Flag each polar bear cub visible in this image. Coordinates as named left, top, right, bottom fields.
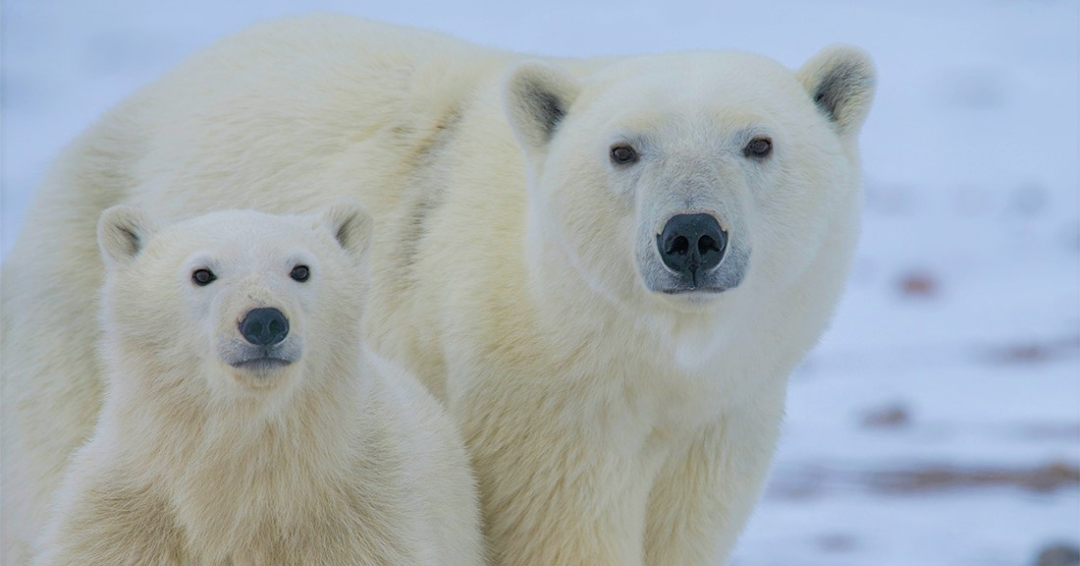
left=33, top=203, right=484, bottom=566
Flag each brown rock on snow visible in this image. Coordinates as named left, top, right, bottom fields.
left=897, top=270, right=939, bottom=298
left=1035, top=543, right=1080, bottom=566
left=861, top=403, right=911, bottom=429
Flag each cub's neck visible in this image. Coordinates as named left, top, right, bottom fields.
left=102, top=348, right=372, bottom=491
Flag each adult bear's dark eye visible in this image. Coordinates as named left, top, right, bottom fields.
left=192, top=269, right=216, bottom=286
left=610, top=144, right=639, bottom=165
left=744, top=137, right=772, bottom=158
left=290, top=265, right=310, bottom=282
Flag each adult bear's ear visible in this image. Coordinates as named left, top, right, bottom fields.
left=319, top=199, right=373, bottom=260
left=503, top=60, right=582, bottom=156
left=98, top=205, right=160, bottom=268
left=796, top=45, right=876, bottom=138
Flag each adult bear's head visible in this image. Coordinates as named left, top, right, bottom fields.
left=504, top=47, right=875, bottom=322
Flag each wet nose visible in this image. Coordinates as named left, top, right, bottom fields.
left=239, top=308, right=289, bottom=346
left=657, top=213, right=727, bottom=277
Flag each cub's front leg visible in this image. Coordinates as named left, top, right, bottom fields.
left=34, top=471, right=183, bottom=566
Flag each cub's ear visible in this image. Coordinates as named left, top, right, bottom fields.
left=796, top=44, right=876, bottom=137
left=98, top=205, right=160, bottom=268
left=503, top=60, right=582, bottom=155
left=318, top=199, right=373, bottom=260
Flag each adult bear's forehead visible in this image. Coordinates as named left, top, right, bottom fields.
left=580, top=55, right=806, bottom=126
left=589, top=51, right=796, bottom=94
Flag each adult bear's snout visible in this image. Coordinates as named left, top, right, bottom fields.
left=657, top=213, right=727, bottom=281
left=240, top=308, right=290, bottom=346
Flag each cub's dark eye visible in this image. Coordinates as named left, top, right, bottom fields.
left=290, top=265, right=310, bottom=282
left=192, top=269, right=216, bottom=286
left=745, top=137, right=773, bottom=158
left=610, top=144, right=639, bottom=165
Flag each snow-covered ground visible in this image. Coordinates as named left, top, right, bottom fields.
left=3, top=0, right=1078, bottom=564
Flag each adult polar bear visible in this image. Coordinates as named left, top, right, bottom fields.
left=1, top=15, right=874, bottom=566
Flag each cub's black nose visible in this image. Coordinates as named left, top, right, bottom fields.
left=657, top=213, right=727, bottom=278
left=240, top=308, right=289, bottom=346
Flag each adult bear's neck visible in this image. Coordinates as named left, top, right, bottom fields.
left=523, top=214, right=678, bottom=357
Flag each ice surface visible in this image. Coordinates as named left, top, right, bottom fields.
left=2, top=0, right=1077, bottom=563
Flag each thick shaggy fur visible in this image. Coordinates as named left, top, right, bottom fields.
left=30, top=207, right=483, bottom=566
left=1, top=15, right=874, bottom=566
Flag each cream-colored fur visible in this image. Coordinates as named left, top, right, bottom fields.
left=1, top=15, right=874, bottom=566
left=30, top=205, right=483, bottom=566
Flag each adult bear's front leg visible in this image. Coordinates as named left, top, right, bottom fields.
left=459, top=387, right=664, bottom=566
left=643, top=396, right=785, bottom=566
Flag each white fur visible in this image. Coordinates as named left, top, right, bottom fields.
left=1, top=15, right=874, bottom=565
left=29, top=206, right=483, bottom=566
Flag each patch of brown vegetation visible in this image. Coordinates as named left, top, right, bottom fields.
left=816, top=533, right=858, bottom=553
left=983, top=335, right=1080, bottom=365
left=860, top=403, right=911, bottom=429
left=897, top=270, right=939, bottom=299
left=1034, top=543, right=1080, bottom=566
left=767, top=461, right=1080, bottom=500
left=868, top=461, right=1080, bottom=494
left=1016, top=424, right=1080, bottom=441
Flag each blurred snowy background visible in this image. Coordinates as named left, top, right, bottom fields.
left=2, top=0, right=1078, bottom=564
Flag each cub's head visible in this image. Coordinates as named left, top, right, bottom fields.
left=505, top=46, right=875, bottom=320
left=97, top=201, right=372, bottom=397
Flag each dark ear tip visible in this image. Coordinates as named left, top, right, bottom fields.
left=503, top=60, right=581, bottom=152
left=504, top=60, right=570, bottom=93
left=799, top=44, right=877, bottom=134
left=98, top=204, right=143, bottom=229
left=814, top=44, right=876, bottom=87
left=98, top=205, right=158, bottom=265
left=821, top=43, right=874, bottom=63
left=319, top=199, right=372, bottom=257
left=323, top=199, right=368, bottom=223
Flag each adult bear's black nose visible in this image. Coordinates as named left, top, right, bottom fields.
left=240, top=308, right=289, bottom=346
left=657, top=213, right=727, bottom=278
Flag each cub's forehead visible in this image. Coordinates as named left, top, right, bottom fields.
left=151, top=210, right=319, bottom=259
